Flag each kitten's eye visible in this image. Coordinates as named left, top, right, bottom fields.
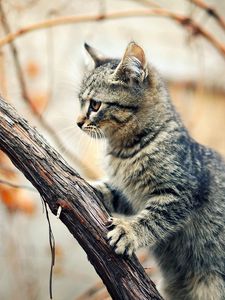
left=90, top=99, right=101, bottom=112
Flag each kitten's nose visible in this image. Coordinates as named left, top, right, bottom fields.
left=77, top=121, right=84, bottom=129
left=77, top=115, right=86, bottom=129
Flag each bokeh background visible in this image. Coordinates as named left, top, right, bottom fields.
left=0, top=0, right=225, bottom=299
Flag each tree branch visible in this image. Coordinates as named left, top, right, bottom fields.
left=0, top=95, right=163, bottom=300
left=190, top=0, right=225, bottom=31
left=0, top=9, right=224, bottom=57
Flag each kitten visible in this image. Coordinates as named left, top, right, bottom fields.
left=77, top=42, right=225, bottom=300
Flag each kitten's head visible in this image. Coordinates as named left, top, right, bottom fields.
left=77, top=42, right=153, bottom=144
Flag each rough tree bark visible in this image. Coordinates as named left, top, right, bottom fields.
left=0, top=95, right=163, bottom=300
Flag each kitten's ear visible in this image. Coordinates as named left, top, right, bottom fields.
left=84, top=43, right=109, bottom=68
left=112, top=42, right=148, bottom=85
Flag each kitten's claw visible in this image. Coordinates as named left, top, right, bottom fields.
left=105, top=217, right=114, bottom=228
left=107, top=218, right=138, bottom=256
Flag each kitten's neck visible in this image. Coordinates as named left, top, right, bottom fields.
left=107, top=116, right=170, bottom=159
left=106, top=99, right=186, bottom=159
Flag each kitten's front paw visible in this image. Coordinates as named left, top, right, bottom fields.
left=107, top=218, right=138, bottom=257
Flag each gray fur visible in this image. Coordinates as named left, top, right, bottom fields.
left=77, top=42, right=225, bottom=300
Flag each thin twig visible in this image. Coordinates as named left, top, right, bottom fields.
left=0, top=1, right=99, bottom=179
left=0, top=178, right=36, bottom=191
left=43, top=200, right=55, bottom=300
left=190, top=0, right=225, bottom=30
left=0, top=9, right=224, bottom=57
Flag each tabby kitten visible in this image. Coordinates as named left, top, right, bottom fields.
left=77, top=42, right=225, bottom=300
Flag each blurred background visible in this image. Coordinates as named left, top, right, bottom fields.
left=0, top=0, right=224, bottom=299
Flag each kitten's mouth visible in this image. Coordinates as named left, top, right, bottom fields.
left=83, top=125, right=105, bottom=139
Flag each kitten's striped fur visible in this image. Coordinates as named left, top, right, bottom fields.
left=77, top=42, right=225, bottom=300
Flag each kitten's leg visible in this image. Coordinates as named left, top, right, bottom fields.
left=189, top=272, right=225, bottom=300
left=164, top=272, right=225, bottom=300
left=107, top=194, right=191, bottom=256
left=90, top=181, right=133, bottom=215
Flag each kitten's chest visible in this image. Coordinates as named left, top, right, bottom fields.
left=107, top=154, right=154, bottom=205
